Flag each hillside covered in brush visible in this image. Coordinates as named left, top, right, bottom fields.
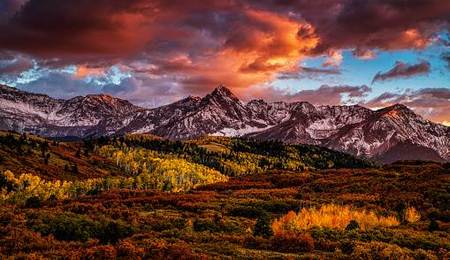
left=0, top=131, right=449, bottom=259
left=0, top=146, right=449, bottom=258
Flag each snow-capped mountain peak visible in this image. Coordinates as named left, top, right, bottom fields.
left=210, top=84, right=239, bottom=100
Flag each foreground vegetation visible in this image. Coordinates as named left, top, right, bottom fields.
left=0, top=131, right=449, bottom=258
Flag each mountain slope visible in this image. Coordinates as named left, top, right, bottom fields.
left=248, top=103, right=449, bottom=162
left=0, top=85, right=141, bottom=137
left=0, top=131, right=124, bottom=180
left=0, top=84, right=448, bottom=163
left=323, top=104, right=449, bottom=161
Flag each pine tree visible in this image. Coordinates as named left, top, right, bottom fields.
left=253, top=212, right=273, bottom=238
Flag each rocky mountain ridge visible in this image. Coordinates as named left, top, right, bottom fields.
left=0, top=84, right=448, bottom=163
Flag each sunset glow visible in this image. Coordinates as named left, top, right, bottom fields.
left=0, top=0, right=449, bottom=124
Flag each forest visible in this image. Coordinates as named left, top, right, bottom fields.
left=0, top=130, right=449, bottom=259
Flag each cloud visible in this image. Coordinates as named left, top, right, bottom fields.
left=0, top=0, right=28, bottom=22
left=0, top=55, right=34, bottom=75
left=74, top=65, right=107, bottom=79
left=322, top=49, right=343, bottom=67
left=251, top=0, right=450, bottom=53
left=372, top=60, right=431, bottom=83
left=0, top=0, right=449, bottom=123
left=0, top=0, right=150, bottom=59
left=13, top=68, right=200, bottom=107
left=278, top=66, right=341, bottom=80
left=442, top=52, right=450, bottom=69
left=288, top=85, right=371, bottom=105
left=4, top=0, right=450, bottom=60
left=366, top=88, right=450, bottom=124
left=16, top=72, right=102, bottom=98
left=352, top=48, right=376, bottom=60
left=0, top=0, right=448, bottom=95
left=245, top=84, right=371, bottom=106
left=0, top=0, right=321, bottom=94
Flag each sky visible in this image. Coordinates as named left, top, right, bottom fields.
left=0, top=0, right=449, bottom=125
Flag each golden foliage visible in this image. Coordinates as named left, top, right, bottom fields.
left=272, top=204, right=399, bottom=235
left=405, top=207, right=421, bottom=223
left=98, top=146, right=228, bottom=192
left=0, top=170, right=106, bottom=204
left=146, top=157, right=229, bottom=192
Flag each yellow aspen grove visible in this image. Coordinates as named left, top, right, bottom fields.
left=97, top=146, right=228, bottom=192
left=272, top=204, right=400, bottom=236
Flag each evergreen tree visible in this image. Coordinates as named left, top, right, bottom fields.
left=428, top=220, right=439, bottom=231
left=253, top=212, right=273, bottom=238
left=345, top=220, right=360, bottom=231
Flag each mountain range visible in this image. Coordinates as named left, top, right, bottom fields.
left=0, top=84, right=448, bottom=163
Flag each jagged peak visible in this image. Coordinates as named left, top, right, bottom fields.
left=375, top=103, right=421, bottom=122
left=213, top=84, right=231, bottom=92
left=210, top=84, right=238, bottom=99
left=388, top=103, right=410, bottom=110
left=202, top=84, right=242, bottom=105
left=378, top=103, right=414, bottom=114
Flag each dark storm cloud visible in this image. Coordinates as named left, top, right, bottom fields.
left=372, top=61, right=431, bottom=83
left=0, top=0, right=27, bottom=21
left=0, top=0, right=323, bottom=95
left=0, top=0, right=449, bottom=118
left=1, top=0, right=449, bottom=65
left=0, top=0, right=151, bottom=59
left=248, top=0, right=450, bottom=62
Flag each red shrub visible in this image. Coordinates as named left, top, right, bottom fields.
left=116, top=240, right=145, bottom=258
left=271, top=233, right=315, bottom=253
left=86, top=245, right=117, bottom=259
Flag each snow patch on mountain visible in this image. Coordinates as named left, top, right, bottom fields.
left=212, top=124, right=274, bottom=137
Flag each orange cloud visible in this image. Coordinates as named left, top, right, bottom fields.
left=177, top=10, right=319, bottom=92
left=137, top=9, right=320, bottom=95
left=2, top=0, right=450, bottom=122
left=74, top=65, right=106, bottom=78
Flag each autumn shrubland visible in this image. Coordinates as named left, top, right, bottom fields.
left=0, top=131, right=449, bottom=258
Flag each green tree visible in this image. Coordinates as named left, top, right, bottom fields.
left=253, top=212, right=273, bottom=238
